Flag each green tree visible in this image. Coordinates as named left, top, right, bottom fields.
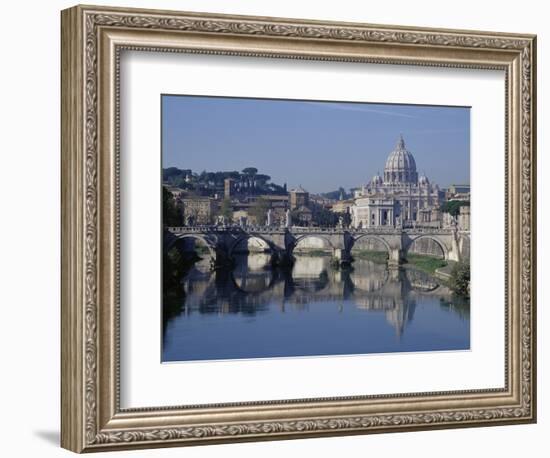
left=311, top=203, right=338, bottom=226
left=449, top=261, right=470, bottom=297
left=255, top=173, right=271, bottom=185
left=441, top=200, right=469, bottom=217
left=204, top=172, right=216, bottom=184
left=162, top=187, right=182, bottom=227
left=249, top=197, right=270, bottom=225
left=163, top=167, right=192, bottom=181
left=321, top=187, right=350, bottom=200
left=242, top=167, right=258, bottom=177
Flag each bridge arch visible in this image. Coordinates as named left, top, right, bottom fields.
left=168, top=234, right=217, bottom=258
left=405, top=235, right=448, bottom=260
left=292, top=234, right=335, bottom=254
left=351, top=234, right=392, bottom=253
left=229, top=234, right=273, bottom=256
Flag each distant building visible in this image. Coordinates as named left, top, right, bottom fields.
left=448, top=184, right=470, bottom=195
left=224, top=178, right=235, bottom=199
left=450, top=193, right=470, bottom=202
left=351, top=135, right=443, bottom=228
left=446, top=184, right=470, bottom=203
left=230, top=195, right=290, bottom=226
left=290, top=186, right=309, bottom=210
left=293, top=205, right=313, bottom=225
left=331, top=199, right=355, bottom=214
left=181, top=196, right=216, bottom=225
left=164, top=185, right=185, bottom=200
left=309, top=194, right=334, bottom=207
left=254, top=194, right=289, bottom=208
left=353, top=197, right=399, bottom=227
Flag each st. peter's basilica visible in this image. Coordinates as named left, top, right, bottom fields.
left=351, top=135, right=444, bottom=228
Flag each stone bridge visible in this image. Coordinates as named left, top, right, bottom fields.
left=165, top=225, right=469, bottom=269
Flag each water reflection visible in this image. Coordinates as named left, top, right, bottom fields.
left=232, top=253, right=274, bottom=293
left=163, top=253, right=470, bottom=361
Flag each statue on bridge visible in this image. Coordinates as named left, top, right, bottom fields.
left=266, top=208, right=273, bottom=227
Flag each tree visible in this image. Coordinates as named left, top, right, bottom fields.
left=268, top=183, right=286, bottom=195
left=162, top=167, right=193, bottom=187
left=203, top=172, right=216, bottom=186
left=248, top=197, right=270, bottom=225
left=162, top=167, right=182, bottom=181
left=311, top=202, right=338, bottom=227
left=441, top=200, right=469, bottom=217
left=321, top=187, right=351, bottom=201
left=162, top=187, right=182, bottom=227
left=255, top=173, right=271, bottom=183
left=449, top=262, right=470, bottom=297
left=242, top=167, right=258, bottom=177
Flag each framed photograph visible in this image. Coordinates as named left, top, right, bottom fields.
left=61, top=4, right=537, bottom=453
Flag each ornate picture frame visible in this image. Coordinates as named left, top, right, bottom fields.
left=61, top=4, right=536, bottom=453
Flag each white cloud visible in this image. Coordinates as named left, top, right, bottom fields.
left=301, top=101, right=418, bottom=119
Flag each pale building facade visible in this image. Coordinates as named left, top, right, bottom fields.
left=351, top=136, right=443, bottom=228
left=352, top=197, right=399, bottom=228
left=331, top=199, right=355, bottom=214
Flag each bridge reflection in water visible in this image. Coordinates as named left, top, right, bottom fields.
left=162, top=254, right=470, bottom=362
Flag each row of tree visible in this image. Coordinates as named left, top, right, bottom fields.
left=162, top=166, right=287, bottom=196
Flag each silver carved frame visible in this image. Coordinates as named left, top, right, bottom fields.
left=61, top=4, right=537, bottom=453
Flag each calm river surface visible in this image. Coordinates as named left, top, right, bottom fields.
left=162, top=254, right=470, bottom=362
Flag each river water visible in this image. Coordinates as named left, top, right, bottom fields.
left=162, top=253, right=470, bottom=362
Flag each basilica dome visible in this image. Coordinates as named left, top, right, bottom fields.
left=384, top=135, right=418, bottom=184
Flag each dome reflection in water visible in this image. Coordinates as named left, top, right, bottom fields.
left=162, top=253, right=469, bottom=362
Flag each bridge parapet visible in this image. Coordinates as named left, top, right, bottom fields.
left=167, top=225, right=463, bottom=236
left=400, top=228, right=457, bottom=236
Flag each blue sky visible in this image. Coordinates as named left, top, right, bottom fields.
left=162, top=95, right=470, bottom=193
